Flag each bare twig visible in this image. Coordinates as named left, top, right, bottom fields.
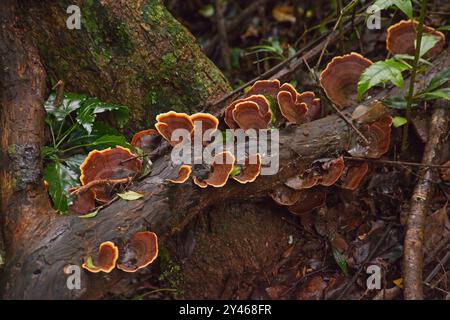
left=344, top=156, right=450, bottom=169
left=403, top=101, right=449, bottom=300
left=215, top=0, right=231, bottom=72
left=69, top=178, right=132, bottom=195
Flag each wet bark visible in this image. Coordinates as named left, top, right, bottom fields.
left=24, top=0, right=231, bottom=134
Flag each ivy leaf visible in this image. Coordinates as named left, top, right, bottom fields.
left=92, top=135, right=131, bottom=149
left=117, top=191, right=144, bottom=201
left=418, top=34, right=440, bottom=58
left=358, top=59, right=409, bottom=99
left=392, top=116, right=408, bottom=128
left=230, top=166, right=242, bottom=177
left=425, top=67, right=450, bottom=93
left=43, top=161, right=80, bottom=213
left=45, top=93, right=86, bottom=122
left=79, top=208, right=100, bottom=219
left=421, top=88, right=450, bottom=101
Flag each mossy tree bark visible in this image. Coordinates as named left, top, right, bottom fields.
left=25, top=0, right=230, bottom=133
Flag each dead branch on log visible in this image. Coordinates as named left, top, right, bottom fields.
left=403, top=100, right=449, bottom=300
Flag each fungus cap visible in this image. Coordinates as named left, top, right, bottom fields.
left=68, top=190, right=96, bottom=215
left=386, top=20, right=445, bottom=58
left=269, top=185, right=303, bottom=206
left=168, top=165, right=192, bottom=184
left=320, top=52, right=373, bottom=109
left=193, top=151, right=235, bottom=188
left=117, top=231, right=158, bottom=273
left=82, top=241, right=119, bottom=273
left=130, top=129, right=159, bottom=149
left=224, top=95, right=271, bottom=129
left=287, top=189, right=326, bottom=215
left=320, top=156, right=345, bottom=186
left=232, top=153, right=262, bottom=184
left=155, top=111, right=194, bottom=146
left=341, top=162, right=369, bottom=190
left=232, top=101, right=272, bottom=130
left=244, top=79, right=281, bottom=99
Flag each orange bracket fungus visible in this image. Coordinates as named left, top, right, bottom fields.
left=320, top=52, right=373, bottom=109
left=155, top=111, right=194, bottom=146
left=243, top=79, right=281, bottom=99
left=82, top=241, right=119, bottom=273
left=350, top=115, right=392, bottom=159
left=232, top=101, right=272, bottom=130
left=269, top=185, right=303, bottom=206
left=340, top=162, right=369, bottom=190
left=168, top=164, right=192, bottom=184
left=277, top=83, right=321, bottom=124
left=80, top=146, right=142, bottom=203
left=232, top=153, right=262, bottom=184
left=285, top=170, right=321, bottom=190
left=387, top=20, right=446, bottom=58
left=130, top=129, right=161, bottom=153
left=320, top=156, right=345, bottom=187
left=190, top=113, right=219, bottom=144
left=287, top=189, right=327, bottom=215
left=68, top=189, right=96, bottom=215
left=224, top=94, right=271, bottom=129
left=117, top=231, right=158, bottom=273
left=441, top=160, right=450, bottom=182
left=193, top=151, right=235, bottom=188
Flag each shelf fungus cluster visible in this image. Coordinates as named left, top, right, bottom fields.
left=270, top=155, right=371, bottom=216
left=69, top=146, right=142, bottom=215
left=82, top=231, right=158, bottom=274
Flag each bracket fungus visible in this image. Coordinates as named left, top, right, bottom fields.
left=167, top=164, right=192, bottom=184
left=224, top=94, right=271, bottom=129
left=117, top=231, right=158, bottom=273
left=155, top=111, right=194, bottom=146
left=244, top=79, right=281, bottom=99
left=440, top=160, right=450, bottom=182
left=68, top=189, right=96, bottom=215
left=386, top=20, right=446, bottom=58
left=232, top=153, right=262, bottom=184
left=320, top=156, right=345, bottom=187
left=320, top=53, right=373, bottom=109
left=82, top=241, right=119, bottom=273
left=340, top=162, right=369, bottom=191
left=349, top=115, right=392, bottom=159
left=287, top=189, right=327, bottom=215
left=232, top=101, right=272, bottom=130
left=285, top=157, right=345, bottom=189
left=193, top=151, right=235, bottom=188
left=269, top=185, right=303, bottom=206
left=130, top=129, right=161, bottom=153
left=80, top=146, right=142, bottom=203
left=190, top=113, right=219, bottom=144
left=277, top=83, right=321, bottom=124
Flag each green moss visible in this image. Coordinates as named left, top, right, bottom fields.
left=145, top=91, right=157, bottom=105
left=158, top=247, right=184, bottom=297
left=140, top=0, right=165, bottom=24
left=115, top=22, right=134, bottom=52
left=7, top=145, right=15, bottom=156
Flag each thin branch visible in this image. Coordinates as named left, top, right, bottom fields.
left=344, top=156, right=450, bottom=169
left=69, top=178, right=132, bottom=195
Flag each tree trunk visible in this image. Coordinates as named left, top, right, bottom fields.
left=24, top=0, right=231, bottom=133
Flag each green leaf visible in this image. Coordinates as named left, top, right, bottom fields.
left=373, top=0, right=413, bottom=18
left=117, top=191, right=144, bottom=201
left=63, top=154, right=86, bottom=176
left=92, top=135, right=131, bottom=149
left=392, top=116, right=408, bottom=128
left=83, top=256, right=95, bottom=268
left=198, top=4, right=214, bottom=18
left=421, top=88, right=450, bottom=101
left=332, top=247, right=348, bottom=276
left=45, top=93, right=86, bottom=122
left=41, top=146, right=58, bottom=161
left=230, top=166, right=242, bottom=177
left=79, top=208, right=100, bottom=219
left=438, top=25, right=450, bottom=31
left=264, top=95, right=278, bottom=124
left=418, top=34, right=440, bottom=58
left=393, top=54, right=432, bottom=67
left=76, top=98, right=129, bottom=134
left=44, top=161, right=80, bottom=213
left=425, top=67, right=450, bottom=93
left=382, top=97, right=407, bottom=109
left=358, top=59, right=408, bottom=99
